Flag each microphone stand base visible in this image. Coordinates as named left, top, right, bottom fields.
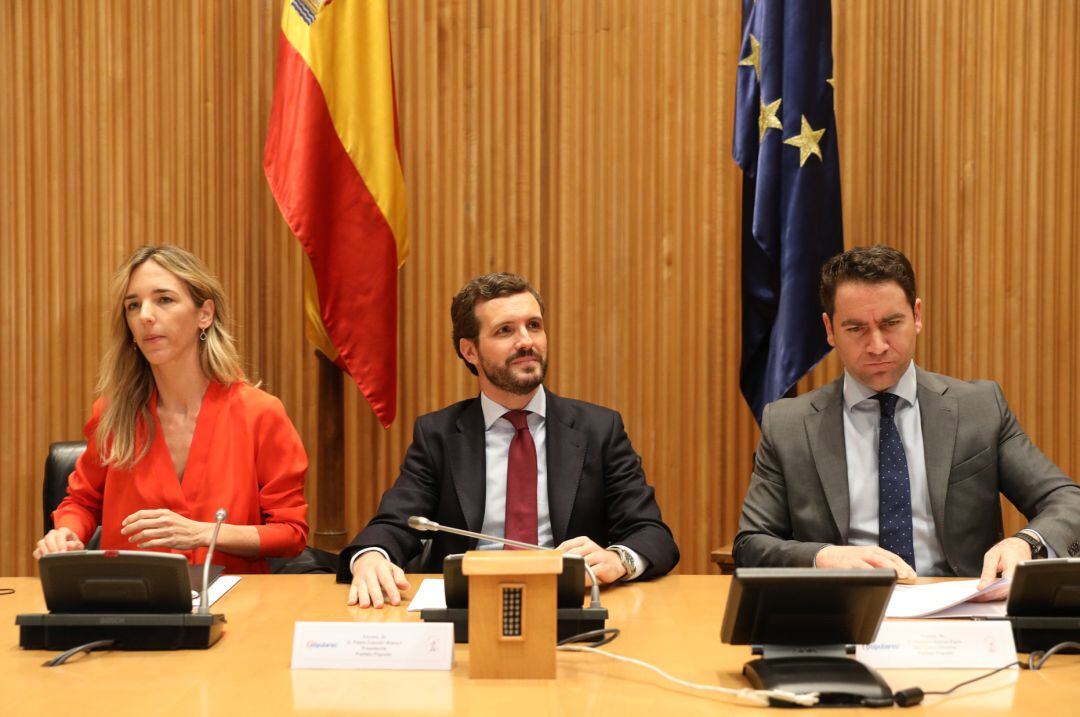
left=16, top=612, right=226, bottom=651
left=420, top=607, right=608, bottom=644
left=743, top=656, right=894, bottom=707
left=1009, top=616, right=1080, bottom=653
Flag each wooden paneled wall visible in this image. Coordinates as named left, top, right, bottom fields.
left=0, top=0, right=1076, bottom=576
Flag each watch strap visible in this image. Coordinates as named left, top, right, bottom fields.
left=1013, top=530, right=1047, bottom=559
left=610, top=545, right=638, bottom=580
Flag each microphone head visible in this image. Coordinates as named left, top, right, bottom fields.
left=215, top=508, right=227, bottom=522
left=408, top=516, right=435, bottom=531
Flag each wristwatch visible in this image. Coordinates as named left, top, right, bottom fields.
left=609, top=545, right=639, bottom=580
left=1013, top=531, right=1047, bottom=559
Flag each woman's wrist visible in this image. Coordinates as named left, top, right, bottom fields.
left=200, top=521, right=215, bottom=548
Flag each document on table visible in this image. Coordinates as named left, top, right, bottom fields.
left=191, top=575, right=242, bottom=609
left=406, top=578, right=446, bottom=611
left=885, top=578, right=1009, bottom=618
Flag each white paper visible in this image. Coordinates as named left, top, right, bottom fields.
left=191, top=575, right=241, bottom=609
left=406, top=578, right=447, bottom=611
left=920, top=599, right=1007, bottom=619
left=884, top=578, right=1009, bottom=618
left=291, top=621, right=454, bottom=671
left=858, top=620, right=1018, bottom=669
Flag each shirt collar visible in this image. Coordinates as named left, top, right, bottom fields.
left=843, top=361, right=918, bottom=410
left=480, top=385, right=547, bottom=430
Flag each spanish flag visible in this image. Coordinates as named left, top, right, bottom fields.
left=264, top=0, right=408, bottom=428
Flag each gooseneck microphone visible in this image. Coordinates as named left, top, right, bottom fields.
left=199, top=508, right=227, bottom=615
left=407, top=515, right=603, bottom=608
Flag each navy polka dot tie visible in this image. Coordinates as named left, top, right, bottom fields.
left=874, top=393, right=916, bottom=571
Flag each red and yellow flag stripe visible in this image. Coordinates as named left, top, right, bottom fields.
left=264, top=0, right=408, bottom=427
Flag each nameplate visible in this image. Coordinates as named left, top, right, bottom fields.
left=856, top=620, right=1017, bottom=669
left=291, top=621, right=454, bottom=671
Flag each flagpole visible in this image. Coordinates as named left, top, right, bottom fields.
left=314, top=349, right=347, bottom=551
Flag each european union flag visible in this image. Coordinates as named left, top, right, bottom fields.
left=734, top=0, right=843, bottom=423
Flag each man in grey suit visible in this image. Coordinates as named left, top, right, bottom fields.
left=735, top=245, right=1080, bottom=600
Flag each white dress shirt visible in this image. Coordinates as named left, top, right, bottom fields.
left=477, top=387, right=554, bottom=549
left=841, top=362, right=950, bottom=575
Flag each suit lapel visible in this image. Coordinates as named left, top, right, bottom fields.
left=805, top=377, right=850, bottom=543
left=545, top=392, right=586, bottom=545
left=448, top=398, right=487, bottom=535
left=916, top=369, right=957, bottom=547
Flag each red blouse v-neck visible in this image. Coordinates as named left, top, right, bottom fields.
left=54, top=381, right=309, bottom=574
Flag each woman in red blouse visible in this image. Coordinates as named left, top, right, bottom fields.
left=33, top=245, right=309, bottom=573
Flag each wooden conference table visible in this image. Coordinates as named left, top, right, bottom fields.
left=2, top=574, right=1079, bottom=716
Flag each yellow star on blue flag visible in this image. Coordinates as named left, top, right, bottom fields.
left=732, top=0, right=844, bottom=422
left=783, top=115, right=825, bottom=166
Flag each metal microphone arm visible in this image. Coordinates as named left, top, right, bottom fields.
left=199, top=508, right=227, bottom=616
left=408, top=515, right=603, bottom=608
left=408, top=516, right=545, bottom=551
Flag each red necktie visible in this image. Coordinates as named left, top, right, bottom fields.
left=503, top=410, right=538, bottom=548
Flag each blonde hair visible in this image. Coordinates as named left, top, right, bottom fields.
left=95, top=245, right=246, bottom=468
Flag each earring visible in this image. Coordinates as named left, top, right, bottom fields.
left=200, top=330, right=207, bottom=342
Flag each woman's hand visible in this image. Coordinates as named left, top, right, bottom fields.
left=33, top=527, right=85, bottom=559
left=120, top=509, right=210, bottom=550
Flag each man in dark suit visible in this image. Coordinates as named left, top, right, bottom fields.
left=340, top=273, right=679, bottom=607
left=735, top=246, right=1080, bottom=600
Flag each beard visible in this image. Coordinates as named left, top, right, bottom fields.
left=479, top=348, right=548, bottom=395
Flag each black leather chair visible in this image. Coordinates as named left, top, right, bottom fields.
left=43, top=441, right=336, bottom=573
left=43, top=441, right=100, bottom=548
left=267, top=545, right=338, bottom=574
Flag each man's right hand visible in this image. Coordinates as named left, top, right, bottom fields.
left=33, top=527, right=85, bottom=559
left=814, top=545, right=916, bottom=579
left=347, top=551, right=411, bottom=608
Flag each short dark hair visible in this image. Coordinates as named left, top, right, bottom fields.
left=451, top=273, right=545, bottom=375
left=819, top=245, right=917, bottom=317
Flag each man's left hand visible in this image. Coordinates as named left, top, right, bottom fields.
left=121, top=509, right=210, bottom=550
left=972, top=537, right=1032, bottom=602
left=557, top=536, right=627, bottom=584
